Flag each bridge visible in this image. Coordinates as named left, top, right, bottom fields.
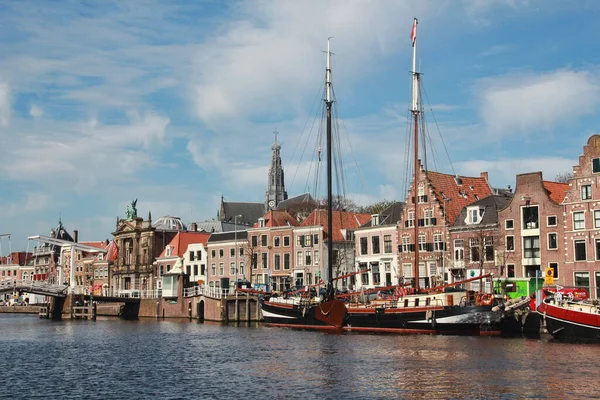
left=0, top=279, right=140, bottom=320
left=0, top=279, right=68, bottom=297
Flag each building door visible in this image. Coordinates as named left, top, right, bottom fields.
left=124, top=277, right=131, bottom=290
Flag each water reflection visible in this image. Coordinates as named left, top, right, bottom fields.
left=2, top=315, right=600, bottom=399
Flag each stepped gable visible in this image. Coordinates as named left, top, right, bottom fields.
left=425, top=170, right=493, bottom=225
left=542, top=181, right=569, bottom=204
left=301, top=209, right=371, bottom=242
left=159, top=231, right=211, bottom=258
left=254, top=210, right=300, bottom=228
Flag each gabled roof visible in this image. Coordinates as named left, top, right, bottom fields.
left=360, top=202, right=405, bottom=228
left=451, top=194, right=512, bottom=229
left=0, top=252, right=32, bottom=266
left=80, top=241, right=106, bottom=249
left=191, top=220, right=249, bottom=233
left=275, top=192, right=316, bottom=211
left=254, top=210, right=300, bottom=228
left=543, top=181, right=569, bottom=204
left=426, top=171, right=493, bottom=225
left=221, top=201, right=265, bottom=225
left=159, top=231, right=211, bottom=258
left=301, top=209, right=371, bottom=242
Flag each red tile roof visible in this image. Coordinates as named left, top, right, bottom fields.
left=254, top=210, right=300, bottom=228
left=81, top=241, right=106, bottom=249
left=426, top=171, right=493, bottom=225
left=543, top=181, right=569, bottom=204
left=301, top=209, right=371, bottom=242
left=160, top=231, right=211, bottom=258
left=0, top=252, right=32, bottom=265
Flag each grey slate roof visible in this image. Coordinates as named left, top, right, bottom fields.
left=359, top=201, right=405, bottom=228
left=221, top=202, right=266, bottom=226
left=207, top=230, right=249, bottom=243
left=451, top=194, right=512, bottom=229
left=275, top=192, right=315, bottom=211
left=192, top=220, right=251, bottom=233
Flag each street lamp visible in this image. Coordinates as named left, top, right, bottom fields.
left=234, top=214, right=242, bottom=283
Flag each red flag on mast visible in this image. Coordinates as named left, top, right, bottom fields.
left=410, top=18, right=417, bottom=47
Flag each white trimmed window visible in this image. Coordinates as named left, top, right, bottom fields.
left=573, top=212, right=585, bottom=230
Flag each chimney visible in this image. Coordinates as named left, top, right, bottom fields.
left=190, top=222, right=198, bottom=232
left=480, top=172, right=488, bottom=181
left=73, top=229, right=78, bottom=243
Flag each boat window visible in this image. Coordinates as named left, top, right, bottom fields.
left=404, top=299, right=409, bottom=308
left=414, top=298, right=419, bottom=307
left=425, top=297, right=431, bottom=306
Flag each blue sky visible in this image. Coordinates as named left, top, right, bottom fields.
left=1, top=0, right=599, bottom=251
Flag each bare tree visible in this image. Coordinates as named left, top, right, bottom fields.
left=555, top=171, right=574, bottom=183
left=361, top=199, right=397, bottom=215
left=318, top=195, right=361, bottom=212
left=285, top=201, right=318, bottom=224
left=466, top=228, right=509, bottom=292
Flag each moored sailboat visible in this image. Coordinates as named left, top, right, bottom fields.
left=259, top=38, right=348, bottom=330
left=340, top=18, right=508, bottom=336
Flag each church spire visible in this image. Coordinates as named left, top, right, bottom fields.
left=265, top=128, right=288, bottom=210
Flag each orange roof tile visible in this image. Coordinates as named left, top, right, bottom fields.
left=80, top=241, right=106, bottom=249
left=543, top=181, right=569, bottom=204
left=301, top=209, right=371, bottom=242
left=254, top=210, right=300, bottom=228
left=160, top=231, right=211, bottom=258
left=426, top=171, right=493, bottom=225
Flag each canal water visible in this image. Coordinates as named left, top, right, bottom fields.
left=0, top=314, right=598, bottom=399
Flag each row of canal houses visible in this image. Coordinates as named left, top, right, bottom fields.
left=3, top=135, right=600, bottom=300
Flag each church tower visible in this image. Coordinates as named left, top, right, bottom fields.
left=265, top=129, right=288, bottom=210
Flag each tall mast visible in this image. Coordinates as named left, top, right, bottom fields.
left=326, top=38, right=334, bottom=299
left=411, top=18, right=420, bottom=291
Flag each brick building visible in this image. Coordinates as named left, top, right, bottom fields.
left=562, top=134, right=600, bottom=295
left=398, top=162, right=493, bottom=288
left=354, top=202, right=404, bottom=289
left=206, top=230, right=249, bottom=292
left=247, top=210, right=299, bottom=291
left=449, top=194, right=512, bottom=290
left=497, top=172, right=568, bottom=282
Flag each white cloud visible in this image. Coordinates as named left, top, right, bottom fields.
left=455, top=156, right=576, bottom=188
left=29, top=104, right=43, bottom=119
left=0, top=192, right=52, bottom=218
left=0, top=81, right=10, bottom=126
left=0, top=113, right=169, bottom=188
left=477, top=69, right=600, bottom=135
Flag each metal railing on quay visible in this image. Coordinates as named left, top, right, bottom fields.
left=182, top=286, right=231, bottom=299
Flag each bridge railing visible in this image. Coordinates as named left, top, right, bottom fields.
left=72, top=286, right=162, bottom=299
left=0, top=279, right=68, bottom=295
left=183, top=286, right=231, bottom=299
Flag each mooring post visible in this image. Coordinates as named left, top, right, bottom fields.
left=235, top=291, right=239, bottom=322
left=156, top=301, right=160, bottom=319
left=246, top=292, right=250, bottom=322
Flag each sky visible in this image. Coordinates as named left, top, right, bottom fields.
left=1, top=0, right=599, bottom=251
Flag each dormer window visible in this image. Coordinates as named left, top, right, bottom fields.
left=166, top=246, right=172, bottom=257
left=258, top=218, right=265, bottom=228
left=371, top=214, right=380, bottom=226
left=467, top=206, right=484, bottom=225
